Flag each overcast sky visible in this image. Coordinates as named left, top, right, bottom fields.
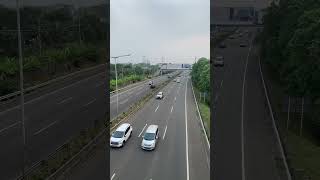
left=110, top=0, right=210, bottom=64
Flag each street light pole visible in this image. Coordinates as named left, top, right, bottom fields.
left=111, top=54, right=131, bottom=115
left=16, top=0, right=26, bottom=178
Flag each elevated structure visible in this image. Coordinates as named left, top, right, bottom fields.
left=159, top=63, right=192, bottom=70
left=211, top=0, right=272, bottom=25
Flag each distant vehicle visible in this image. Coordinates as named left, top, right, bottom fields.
left=110, top=123, right=132, bottom=147
left=240, top=43, right=247, bottom=47
left=156, top=92, right=163, bottom=99
left=173, top=79, right=176, bottom=82
left=141, top=125, right=159, bottom=150
left=239, top=33, right=243, bottom=37
left=213, top=55, right=224, bottom=67
left=150, top=84, right=155, bottom=89
left=229, top=35, right=235, bottom=39
left=176, top=79, right=180, bottom=83
left=219, top=42, right=226, bottom=48
left=149, top=81, right=153, bottom=85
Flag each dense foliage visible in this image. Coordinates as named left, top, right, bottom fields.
left=261, top=0, right=320, bottom=99
left=261, top=0, right=320, bottom=137
left=191, top=57, right=210, bottom=104
left=0, top=4, right=107, bottom=96
left=109, top=63, right=159, bottom=91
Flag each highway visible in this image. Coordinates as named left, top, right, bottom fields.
left=67, top=71, right=210, bottom=180
left=0, top=65, right=174, bottom=180
left=109, top=71, right=178, bottom=120
left=212, top=27, right=281, bottom=180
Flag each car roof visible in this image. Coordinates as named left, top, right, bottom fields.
left=145, top=125, right=158, bottom=133
left=116, top=123, right=131, bottom=132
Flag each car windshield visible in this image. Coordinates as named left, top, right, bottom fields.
left=112, top=131, right=124, bottom=138
left=158, top=92, right=162, bottom=95
left=144, top=133, right=156, bottom=140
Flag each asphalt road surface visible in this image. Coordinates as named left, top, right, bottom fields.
left=110, top=71, right=178, bottom=120
left=212, top=27, right=281, bottom=180
left=0, top=66, right=174, bottom=180
left=67, top=71, right=210, bottom=180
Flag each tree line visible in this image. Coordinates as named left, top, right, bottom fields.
left=0, top=4, right=108, bottom=96
left=261, top=0, right=320, bottom=137
left=191, top=57, right=210, bottom=104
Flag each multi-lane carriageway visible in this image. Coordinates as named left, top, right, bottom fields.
left=67, top=71, right=210, bottom=180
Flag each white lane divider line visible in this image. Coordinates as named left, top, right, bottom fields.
left=138, top=124, right=148, bottom=137
left=185, top=79, right=190, bottom=180
left=163, top=125, right=167, bottom=140
left=170, top=105, right=174, bottom=113
left=155, top=104, right=159, bottom=112
left=119, top=99, right=128, bottom=105
left=174, top=96, right=176, bottom=101
left=0, top=121, right=20, bottom=134
left=111, top=173, right=116, bottom=180
left=34, top=121, right=58, bottom=136
left=57, top=97, right=72, bottom=104
left=83, top=98, right=96, bottom=107
left=241, top=38, right=253, bottom=180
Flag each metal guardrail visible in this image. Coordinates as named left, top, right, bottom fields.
left=0, top=63, right=106, bottom=102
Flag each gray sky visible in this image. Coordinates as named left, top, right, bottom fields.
left=110, top=0, right=210, bottom=64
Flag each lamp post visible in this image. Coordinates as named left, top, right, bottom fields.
left=111, top=54, right=131, bottom=115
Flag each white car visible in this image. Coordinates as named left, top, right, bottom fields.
left=141, top=125, right=159, bottom=150
left=110, top=123, right=132, bottom=147
left=156, top=92, right=163, bottom=99
left=176, top=79, right=180, bottom=83
left=149, top=81, right=153, bottom=85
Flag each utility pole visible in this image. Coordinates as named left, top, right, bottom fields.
left=78, top=7, right=82, bottom=44
left=286, top=96, right=290, bottom=132
left=38, top=17, right=42, bottom=56
left=300, top=97, right=304, bottom=136
left=111, top=54, right=131, bottom=115
left=16, top=0, right=26, bottom=178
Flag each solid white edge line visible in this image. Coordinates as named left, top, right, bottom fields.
left=163, top=125, right=167, bottom=140
left=185, top=79, right=190, bottom=180
left=258, top=55, right=292, bottom=180
left=170, top=106, right=174, bottom=113
left=111, top=173, right=116, bottom=180
left=33, top=120, right=58, bottom=136
left=155, top=104, right=159, bottom=112
left=241, top=38, right=253, bottom=180
left=138, top=124, right=148, bottom=137
left=191, top=83, right=210, bottom=149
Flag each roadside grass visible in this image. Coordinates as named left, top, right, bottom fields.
left=198, top=102, right=210, bottom=138
left=287, top=132, right=320, bottom=180
left=261, top=59, right=320, bottom=180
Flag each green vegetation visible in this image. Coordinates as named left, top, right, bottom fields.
left=0, top=4, right=107, bottom=96
left=191, top=57, right=210, bottom=104
left=110, top=75, right=144, bottom=91
left=262, top=0, right=320, bottom=178
left=109, top=63, right=159, bottom=91
left=191, top=57, right=210, bottom=136
left=199, top=101, right=210, bottom=138
left=287, top=132, right=320, bottom=180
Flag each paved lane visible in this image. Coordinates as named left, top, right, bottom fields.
left=212, top=27, right=281, bottom=180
